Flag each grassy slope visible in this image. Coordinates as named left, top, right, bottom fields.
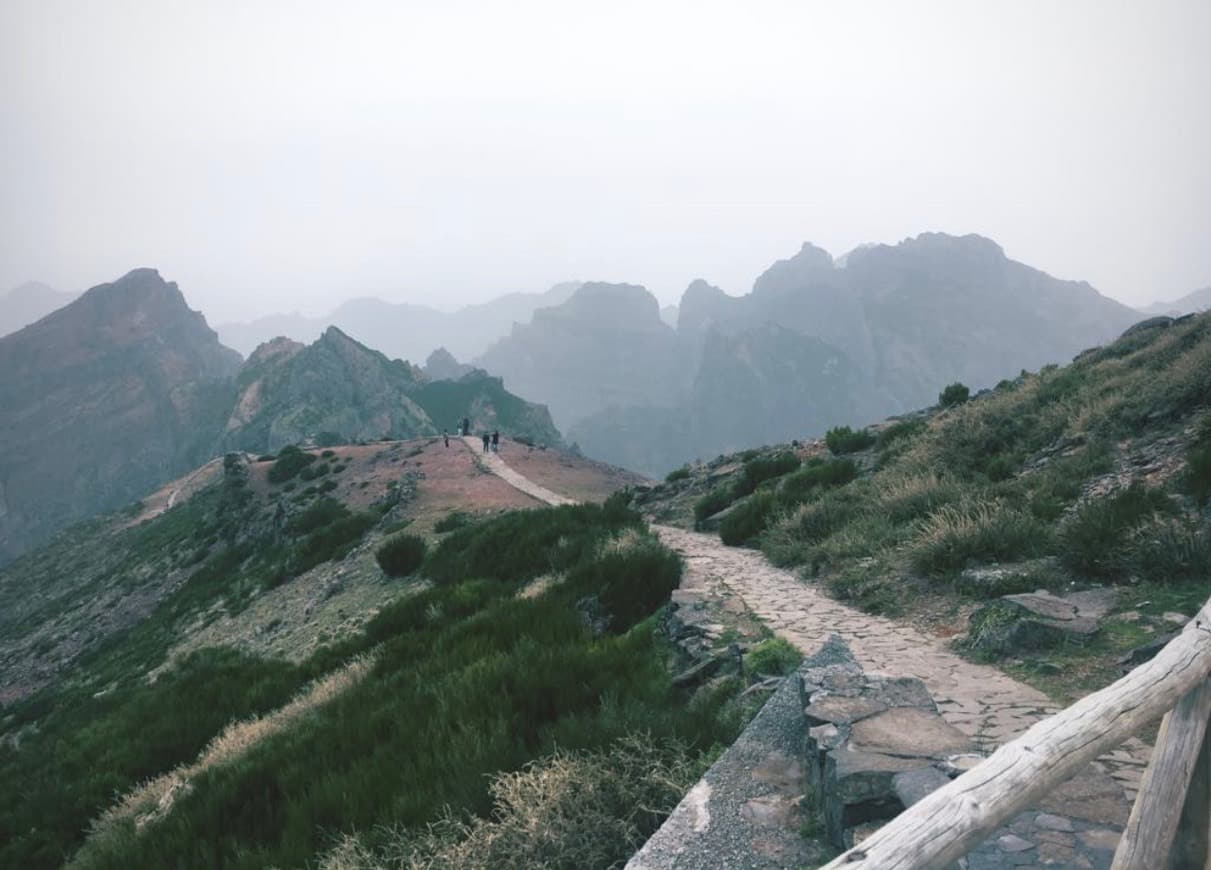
left=648, top=312, right=1211, bottom=702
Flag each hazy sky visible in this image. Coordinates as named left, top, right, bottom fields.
left=2, top=1, right=1209, bottom=322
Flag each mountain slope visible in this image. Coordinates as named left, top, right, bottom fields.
left=0, top=269, right=241, bottom=562
left=1142, top=285, right=1211, bottom=316
left=222, top=327, right=563, bottom=450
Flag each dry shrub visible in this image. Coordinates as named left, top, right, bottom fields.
left=316, top=735, right=701, bottom=870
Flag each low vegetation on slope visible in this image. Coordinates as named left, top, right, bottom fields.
left=1, top=495, right=746, bottom=870
left=648, top=313, right=1211, bottom=694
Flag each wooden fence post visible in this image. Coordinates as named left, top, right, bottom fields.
left=1112, top=679, right=1211, bottom=869
left=1167, top=709, right=1211, bottom=870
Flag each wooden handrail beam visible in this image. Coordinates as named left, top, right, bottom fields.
left=818, top=596, right=1211, bottom=870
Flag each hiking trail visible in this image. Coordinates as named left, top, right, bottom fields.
left=477, top=443, right=1151, bottom=867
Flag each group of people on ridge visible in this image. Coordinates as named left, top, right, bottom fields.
left=442, top=417, right=500, bottom=453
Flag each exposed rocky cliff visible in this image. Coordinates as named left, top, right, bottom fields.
left=0, top=269, right=241, bottom=562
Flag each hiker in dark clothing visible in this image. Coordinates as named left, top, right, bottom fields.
left=482, top=432, right=490, bottom=453
left=443, top=429, right=449, bottom=448
left=491, top=430, right=499, bottom=453
left=462, top=417, right=470, bottom=436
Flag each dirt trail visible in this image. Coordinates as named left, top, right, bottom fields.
left=481, top=450, right=1151, bottom=864
left=459, top=435, right=574, bottom=506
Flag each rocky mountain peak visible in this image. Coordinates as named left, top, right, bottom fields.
left=752, top=242, right=836, bottom=295
left=246, top=336, right=305, bottom=368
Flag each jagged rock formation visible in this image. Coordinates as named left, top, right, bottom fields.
left=222, top=328, right=562, bottom=451
left=0, top=269, right=241, bottom=562
left=0, top=281, right=77, bottom=337
left=215, top=281, right=582, bottom=361
left=485, top=234, right=1140, bottom=475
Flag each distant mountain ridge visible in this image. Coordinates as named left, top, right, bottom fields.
left=474, top=233, right=1140, bottom=475
left=215, top=281, right=583, bottom=362
left=0, top=271, right=561, bottom=563
left=1141, top=285, right=1211, bottom=316
left=0, top=281, right=77, bottom=337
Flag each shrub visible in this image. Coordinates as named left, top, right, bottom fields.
left=909, top=500, right=1051, bottom=577
left=939, top=382, right=970, bottom=408
left=719, top=492, right=778, bottom=546
left=778, top=459, right=857, bottom=504
left=693, top=486, right=735, bottom=523
left=1121, top=515, right=1211, bottom=584
left=1059, top=482, right=1176, bottom=578
left=568, top=536, right=682, bottom=632
left=435, top=511, right=474, bottom=533
left=734, top=453, right=800, bottom=497
left=665, top=466, right=691, bottom=483
left=825, top=426, right=876, bottom=454
left=268, top=445, right=317, bottom=483
left=289, top=497, right=351, bottom=535
left=745, top=637, right=801, bottom=676
left=376, top=534, right=427, bottom=577
left=315, top=736, right=701, bottom=870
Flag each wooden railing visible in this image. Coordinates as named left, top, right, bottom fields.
left=819, top=594, right=1211, bottom=870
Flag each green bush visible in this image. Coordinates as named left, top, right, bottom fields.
left=1059, top=482, right=1176, bottom=578
left=734, top=453, right=800, bottom=497
left=567, top=537, right=682, bottom=632
left=825, top=426, right=876, bottom=454
left=778, top=459, right=857, bottom=504
left=939, top=382, right=971, bottom=408
left=745, top=637, right=802, bottom=676
left=693, top=486, right=735, bottom=523
left=665, top=466, right=691, bottom=483
left=267, top=445, right=317, bottom=483
left=719, top=492, right=778, bottom=546
left=1123, top=516, right=1211, bottom=584
left=375, top=534, right=427, bottom=577
left=435, top=511, right=475, bottom=533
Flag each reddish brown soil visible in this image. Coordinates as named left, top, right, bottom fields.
left=500, top=443, right=650, bottom=503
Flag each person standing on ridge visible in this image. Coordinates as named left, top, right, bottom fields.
left=443, top=428, right=449, bottom=448
left=462, top=417, right=470, bottom=437
left=482, top=432, right=490, bottom=453
left=491, top=430, right=499, bottom=453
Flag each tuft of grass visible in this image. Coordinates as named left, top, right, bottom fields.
left=778, top=459, right=857, bottom=505
left=909, top=499, right=1052, bottom=577
left=693, top=486, right=735, bottom=524
left=664, top=466, right=691, bottom=483
left=745, top=637, right=802, bottom=676
left=938, top=382, right=970, bottom=407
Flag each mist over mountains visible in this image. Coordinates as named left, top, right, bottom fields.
left=480, top=233, right=1140, bottom=474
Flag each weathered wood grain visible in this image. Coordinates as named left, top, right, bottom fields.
left=1111, top=679, right=1211, bottom=869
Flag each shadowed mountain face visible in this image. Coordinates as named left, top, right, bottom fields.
left=0, top=275, right=562, bottom=564
left=477, top=234, right=1140, bottom=475
left=475, top=282, right=688, bottom=431
left=215, top=281, right=582, bottom=362
left=0, top=269, right=241, bottom=561
left=0, top=281, right=77, bottom=337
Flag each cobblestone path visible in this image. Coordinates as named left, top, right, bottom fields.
left=481, top=450, right=1153, bottom=867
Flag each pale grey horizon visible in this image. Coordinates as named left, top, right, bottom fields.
left=2, top=0, right=1209, bottom=323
